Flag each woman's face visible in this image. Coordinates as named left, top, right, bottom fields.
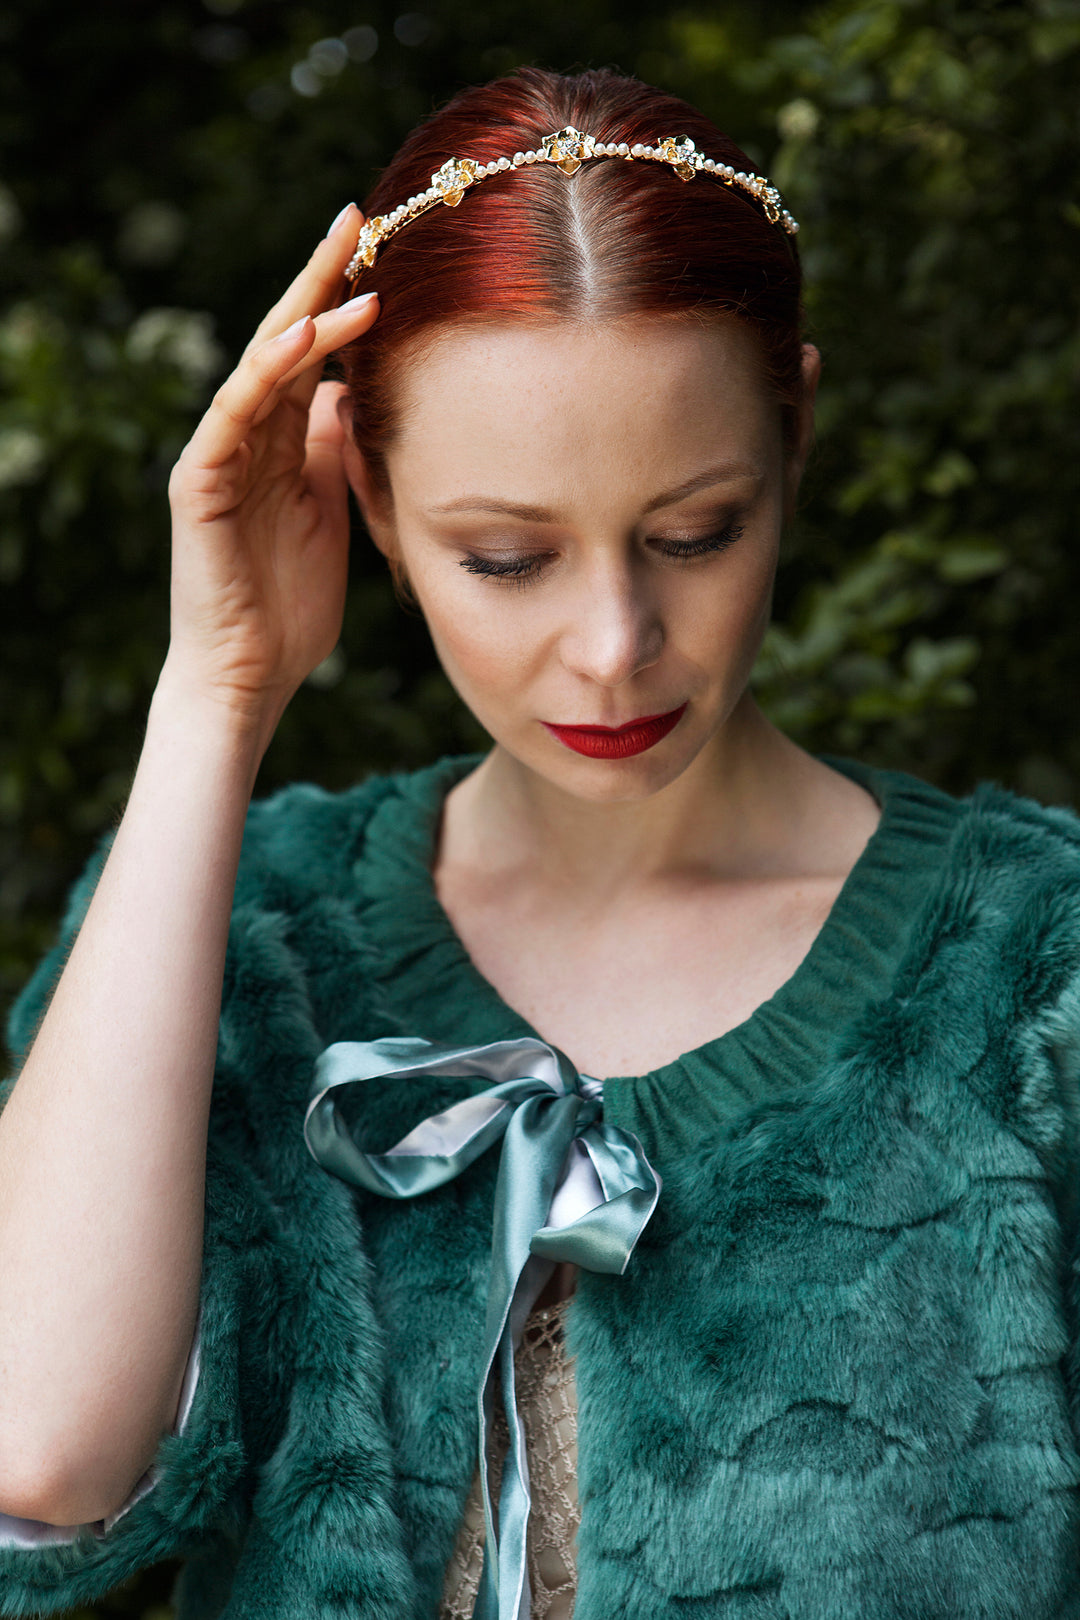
left=351, top=318, right=816, bottom=803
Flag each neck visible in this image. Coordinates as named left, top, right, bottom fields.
left=439, top=695, right=836, bottom=896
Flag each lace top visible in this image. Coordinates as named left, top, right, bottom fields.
left=441, top=1297, right=579, bottom=1620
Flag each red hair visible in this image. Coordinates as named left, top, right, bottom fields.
left=342, top=67, right=803, bottom=508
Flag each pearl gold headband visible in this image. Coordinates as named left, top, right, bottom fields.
left=345, top=125, right=798, bottom=283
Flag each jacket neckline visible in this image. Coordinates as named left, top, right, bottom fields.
left=356, top=751, right=964, bottom=1163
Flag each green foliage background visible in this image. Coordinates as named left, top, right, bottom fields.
left=0, top=0, right=1077, bottom=1608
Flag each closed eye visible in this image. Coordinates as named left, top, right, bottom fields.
left=652, top=523, right=746, bottom=561
left=457, top=521, right=746, bottom=586
left=458, top=552, right=550, bottom=583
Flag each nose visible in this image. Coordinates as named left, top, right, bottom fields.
left=558, top=558, right=664, bottom=687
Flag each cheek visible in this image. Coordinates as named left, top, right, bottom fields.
left=673, top=533, right=778, bottom=667
left=411, top=567, right=546, bottom=704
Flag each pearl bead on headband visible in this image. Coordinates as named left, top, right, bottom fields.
left=345, top=125, right=799, bottom=284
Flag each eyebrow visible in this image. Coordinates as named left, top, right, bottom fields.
left=426, top=462, right=762, bottom=523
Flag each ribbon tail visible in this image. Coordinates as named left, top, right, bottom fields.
left=474, top=1375, right=500, bottom=1620
left=473, top=1096, right=582, bottom=1620
left=495, top=1284, right=534, bottom=1620
left=475, top=1554, right=499, bottom=1620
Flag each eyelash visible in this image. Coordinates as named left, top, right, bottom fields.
left=458, top=523, right=747, bottom=585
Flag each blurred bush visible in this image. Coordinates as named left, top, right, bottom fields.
left=741, top=0, right=1080, bottom=800
left=0, top=0, right=1077, bottom=1602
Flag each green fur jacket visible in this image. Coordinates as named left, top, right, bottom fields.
left=5, top=752, right=1080, bottom=1620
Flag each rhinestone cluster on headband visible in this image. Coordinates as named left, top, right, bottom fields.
left=345, top=126, right=798, bottom=282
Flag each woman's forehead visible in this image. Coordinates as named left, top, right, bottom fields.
left=387, top=317, right=781, bottom=513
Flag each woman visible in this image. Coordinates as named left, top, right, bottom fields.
left=2, top=63, right=1080, bottom=1620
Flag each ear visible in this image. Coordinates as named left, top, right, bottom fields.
left=336, top=392, right=396, bottom=558
left=782, top=342, right=822, bottom=523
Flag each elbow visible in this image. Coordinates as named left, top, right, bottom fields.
left=0, top=1464, right=100, bottom=1530
left=0, top=1442, right=146, bottom=1528
left=0, top=1351, right=192, bottom=1528
left=0, top=1468, right=84, bottom=1530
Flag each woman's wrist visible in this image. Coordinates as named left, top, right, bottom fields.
left=151, top=654, right=288, bottom=774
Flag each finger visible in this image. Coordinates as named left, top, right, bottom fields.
left=274, top=291, right=380, bottom=394
left=245, top=205, right=365, bottom=353
left=246, top=290, right=380, bottom=429
left=182, top=316, right=317, bottom=473
left=303, top=380, right=350, bottom=516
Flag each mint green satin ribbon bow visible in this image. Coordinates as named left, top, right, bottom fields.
left=302, top=1035, right=661, bottom=1620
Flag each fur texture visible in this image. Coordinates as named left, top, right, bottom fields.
left=6, top=768, right=1080, bottom=1617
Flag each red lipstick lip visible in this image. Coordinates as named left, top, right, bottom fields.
left=542, top=703, right=688, bottom=759
left=560, top=708, right=681, bottom=735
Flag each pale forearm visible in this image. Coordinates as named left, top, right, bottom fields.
left=0, top=667, right=264, bottom=1524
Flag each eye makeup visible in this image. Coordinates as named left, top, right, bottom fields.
left=457, top=519, right=747, bottom=584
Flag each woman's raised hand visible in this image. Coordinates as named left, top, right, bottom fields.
left=163, top=203, right=378, bottom=748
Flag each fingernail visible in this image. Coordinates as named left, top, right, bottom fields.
left=326, top=203, right=356, bottom=237
left=272, top=315, right=310, bottom=343
left=338, top=293, right=379, bottom=312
